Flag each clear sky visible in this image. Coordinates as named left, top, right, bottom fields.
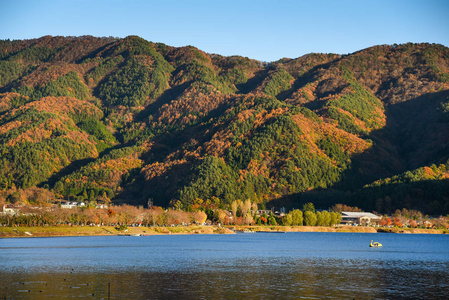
left=0, top=0, right=448, bottom=62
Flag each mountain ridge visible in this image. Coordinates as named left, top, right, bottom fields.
left=0, top=36, right=448, bottom=214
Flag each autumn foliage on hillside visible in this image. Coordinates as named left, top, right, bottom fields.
left=1, top=36, right=449, bottom=214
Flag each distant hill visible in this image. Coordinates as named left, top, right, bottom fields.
left=1, top=36, right=448, bottom=214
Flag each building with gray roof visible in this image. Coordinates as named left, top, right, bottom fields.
left=341, top=211, right=381, bottom=226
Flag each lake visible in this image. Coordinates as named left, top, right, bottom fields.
left=1, top=232, right=449, bottom=299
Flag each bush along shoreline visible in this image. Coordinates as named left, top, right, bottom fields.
left=1, top=201, right=448, bottom=237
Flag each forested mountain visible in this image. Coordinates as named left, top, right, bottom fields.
left=1, top=36, right=448, bottom=214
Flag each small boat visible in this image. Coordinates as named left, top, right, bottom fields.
left=370, top=240, right=382, bottom=247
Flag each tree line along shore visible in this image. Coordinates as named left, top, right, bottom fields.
left=1, top=201, right=448, bottom=237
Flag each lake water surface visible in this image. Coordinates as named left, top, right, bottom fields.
left=1, top=232, right=449, bottom=299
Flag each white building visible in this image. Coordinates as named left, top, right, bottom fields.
left=341, top=211, right=381, bottom=226
left=1, top=204, right=18, bottom=215
left=60, top=202, right=85, bottom=209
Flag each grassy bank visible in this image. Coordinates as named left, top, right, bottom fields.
left=1, top=225, right=447, bottom=238
left=377, top=227, right=449, bottom=234
left=0, top=225, right=235, bottom=238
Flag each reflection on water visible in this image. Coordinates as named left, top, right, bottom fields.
left=1, top=233, right=449, bottom=299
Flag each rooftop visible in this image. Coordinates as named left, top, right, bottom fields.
left=341, top=212, right=380, bottom=219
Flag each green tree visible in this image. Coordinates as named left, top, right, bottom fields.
left=304, top=211, right=317, bottom=226
left=290, top=209, right=303, bottom=226
left=316, top=211, right=324, bottom=226
left=330, top=211, right=342, bottom=226
left=283, top=213, right=293, bottom=226
left=316, top=211, right=331, bottom=226
left=322, top=211, right=331, bottom=226
left=302, top=202, right=315, bottom=213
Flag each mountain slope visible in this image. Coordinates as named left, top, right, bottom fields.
left=0, top=36, right=448, bottom=214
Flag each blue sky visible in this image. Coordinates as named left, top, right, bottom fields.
left=1, top=0, right=448, bottom=61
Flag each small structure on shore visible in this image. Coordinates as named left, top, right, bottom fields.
left=60, top=201, right=85, bottom=209
left=1, top=204, right=19, bottom=215
left=340, top=211, right=381, bottom=226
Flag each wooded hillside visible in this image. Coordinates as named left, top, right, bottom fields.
left=1, top=36, right=448, bottom=214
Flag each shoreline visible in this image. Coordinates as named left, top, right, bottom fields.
left=0, top=225, right=235, bottom=238
left=0, top=225, right=447, bottom=238
left=229, top=225, right=447, bottom=234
